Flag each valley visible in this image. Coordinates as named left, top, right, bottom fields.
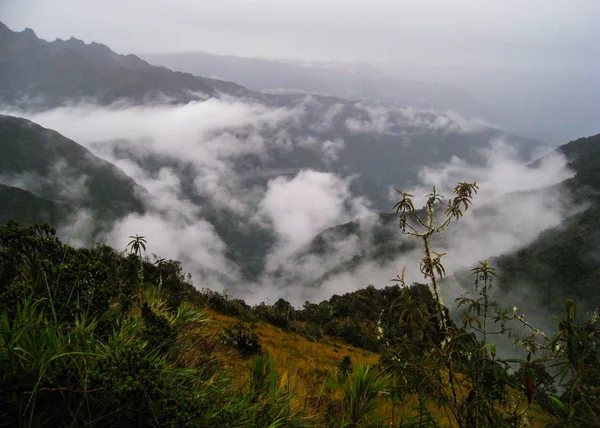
left=0, top=12, right=598, bottom=427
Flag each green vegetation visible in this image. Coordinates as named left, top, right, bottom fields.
left=0, top=126, right=599, bottom=428
left=494, top=133, right=600, bottom=313
left=1, top=172, right=599, bottom=426
left=0, top=115, right=144, bottom=225
left=2, top=18, right=599, bottom=426
left=0, top=222, right=301, bottom=427
left=0, top=184, right=70, bottom=226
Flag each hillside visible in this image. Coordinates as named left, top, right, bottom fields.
left=559, top=133, right=600, bottom=199
left=492, top=133, right=600, bottom=312
left=0, top=115, right=144, bottom=224
left=1, top=4, right=598, bottom=426
left=0, top=20, right=551, bottom=283
left=1, top=214, right=596, bottom=427
left=0, top=184, right=70, bottom=226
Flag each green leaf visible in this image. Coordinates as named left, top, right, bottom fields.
left=549, top=395, right=566, bottom=414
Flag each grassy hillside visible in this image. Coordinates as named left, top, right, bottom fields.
left=1, top=222, right=597, bottom=426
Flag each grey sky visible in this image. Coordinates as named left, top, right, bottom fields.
left=2, top=0, right=599, bottom=70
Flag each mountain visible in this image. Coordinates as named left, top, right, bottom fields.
left=0, top=24, right=597, bottom=427
left=2, top=220, right=569, bottom=427
left=0, top=184, right=70, bottom=226
left=0, top=115, right=144, bottom=224
left=294, top=133, right=600, bottom=312
left=0, top=22, right=220, bottom=109
left=141, top=51, right=503, bottom=124
left=493, top=133, right=600, bottom=312
left=0, top=22, right=550, bottom=282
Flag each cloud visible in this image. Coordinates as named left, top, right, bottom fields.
left=257, top=169, right=372, bottom=261
left=10, top=99, right=301, bottom=215
left=409, top=138, right=572, bottom=204
left=4, top=100, right=380, bottom=294
left=0, top=158, right=90, bottom=203
left=345, top=103, right=489, bottom=136
left=309, top=140, right=576, bottom=308
left=18, top=98, right=292, bottom=159
left=0, top=100, right=578, bottom=314
left=107, top=212, right=237, bottom=284
left=297, top=137, right=345, bottom=163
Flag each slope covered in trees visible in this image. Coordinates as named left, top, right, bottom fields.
left=0, top=115, right=144, bottom=224
left=0, top=20, right=598, bottom=426
left=293, top=133, right=600, bottom=311
left=494, top=133, right=600, bottom=312
left=0, top=184, right=69, bottom=226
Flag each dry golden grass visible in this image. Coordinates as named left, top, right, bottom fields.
left=202, top=309, right=553, bottom=426
left=205, top=309, right=377, bottom=384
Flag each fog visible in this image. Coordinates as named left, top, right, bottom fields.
left=2, top=1, right=599, bottom=71
left=3, top=2, right=599, bottom=142
left=4, top=100, right=577, bottom=309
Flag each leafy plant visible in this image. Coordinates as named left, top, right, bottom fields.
left=222, top=322, right=262, bottom=356
left=342, top=364, right=389, bottom=427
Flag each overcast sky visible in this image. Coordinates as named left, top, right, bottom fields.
left=2, top=0, right=599, bottom=70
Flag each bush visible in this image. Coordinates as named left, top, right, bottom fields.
left=222, top=322, right=262, bottom=356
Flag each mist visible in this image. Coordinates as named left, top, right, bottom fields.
left=3, top=99, right=578, bottom=310
left=3, top=1, right=598, bottom=71
left=269, top=141, right=575, bottom=306
left=3, top=0, right=599, bottom=143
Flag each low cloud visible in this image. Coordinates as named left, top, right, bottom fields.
left=107, top=213, right=237, bottom=286
left=311, top=141, right=576, bottom=308
left=257, top=169, right=371, bottom=261
left=1, top=100, right=577, bottom=311
left=4, top=100, right=374, bottom=293
left=0, top=158, right=89, bottom=203
left=345, top=103, right=490, bottom=136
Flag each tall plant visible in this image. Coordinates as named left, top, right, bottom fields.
left=394, top=182, right=478, bottom=330
left=127, top=234, right=147, bottom=287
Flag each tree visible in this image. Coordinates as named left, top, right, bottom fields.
left=127, top=234, right=147, bottom=286
left=393, top=182, right=478, bottom=330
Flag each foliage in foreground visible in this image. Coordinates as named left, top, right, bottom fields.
left=0, top=223, right=302, bottom=427
left=380, top=182, right=600, bottom=427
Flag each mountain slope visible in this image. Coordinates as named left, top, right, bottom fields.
left=493, top=133, right=600, bottom=312
left=0, top=115, right=144, bottom=222
left=0, top=22, right=552, bottom=282
left=290, top=133, right=600, bottom=298
left=0, top=22, right=219, bottom=109
left=141, top=51, right=502, bottom=123
left=0, top=184, right=70, bottom=226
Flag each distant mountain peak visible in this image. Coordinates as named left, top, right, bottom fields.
left=0, top=21, right=221, bottom=108
left=0, top=22, right=36, bottom=40
left=64, top=36, right=85, bottom=46
left=21, top=27, right=38, bottom=40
